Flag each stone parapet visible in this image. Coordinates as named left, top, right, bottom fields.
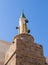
left=13, top=33, right=34, bottom=43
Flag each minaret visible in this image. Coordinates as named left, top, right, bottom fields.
left=16, top=12, right=30, bottom=34
left=5, top=13, right=48, bottom=65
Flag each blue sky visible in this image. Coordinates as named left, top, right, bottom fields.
left=0, top=0, right=48, bottom=57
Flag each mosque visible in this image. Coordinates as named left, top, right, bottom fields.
left=0, top=13, right=48, bottom=65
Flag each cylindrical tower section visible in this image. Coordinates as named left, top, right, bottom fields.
left=18, top=12, right=28, bottom=34
left=19, top=17, right=28, bottom=33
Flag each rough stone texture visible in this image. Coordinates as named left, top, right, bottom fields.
left=5, top=34, right=48, bottom=65
left=5, top=42, right=16, bottom=63
left=46, top=58, right=48, bottom=64
left=7, top=54, right=16, bottom=65
left=0, top=40, right=11, bottom=65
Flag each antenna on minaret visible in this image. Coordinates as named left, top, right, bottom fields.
left=16, top=12, right=30, bottom=34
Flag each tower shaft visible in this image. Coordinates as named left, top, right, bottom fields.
left=16, top=12, right=29, bottom=34
left=19, top=18, right=28, bottom=33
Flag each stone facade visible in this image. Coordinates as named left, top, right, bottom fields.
left=46, top=58, right=48, bottom=64
left=0, top=40, right=10, bottom=65
left=5, top=34, right=48, bottom=65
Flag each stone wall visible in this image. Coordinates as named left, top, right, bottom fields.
left=5, top=42, right=16, bottom=64
left=5, top=34, right=48, bottom=65
left=16, top=39, right=46, bottom=65
left=46, top=58, right=48, bottom=64
left=7, top=54, right=16, bottom=65
left=0, top=40, right=10, bottom=65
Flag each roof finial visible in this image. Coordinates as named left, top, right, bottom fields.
left=20, top=11, right=26, bottom=18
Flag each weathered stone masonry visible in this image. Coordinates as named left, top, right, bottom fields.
left=5, top=34, right=48, bottom=65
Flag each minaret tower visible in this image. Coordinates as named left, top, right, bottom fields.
left=16, top=12, right=30, bottom=34
left=5, top=13, right=48, bottom=65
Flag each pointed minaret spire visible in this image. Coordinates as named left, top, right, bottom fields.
left=16, top=12, right=30, bottom=34
left=20, top=12, right=26, bottom=18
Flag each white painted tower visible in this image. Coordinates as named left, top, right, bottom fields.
left=16, top=12, right=30, bottom=34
